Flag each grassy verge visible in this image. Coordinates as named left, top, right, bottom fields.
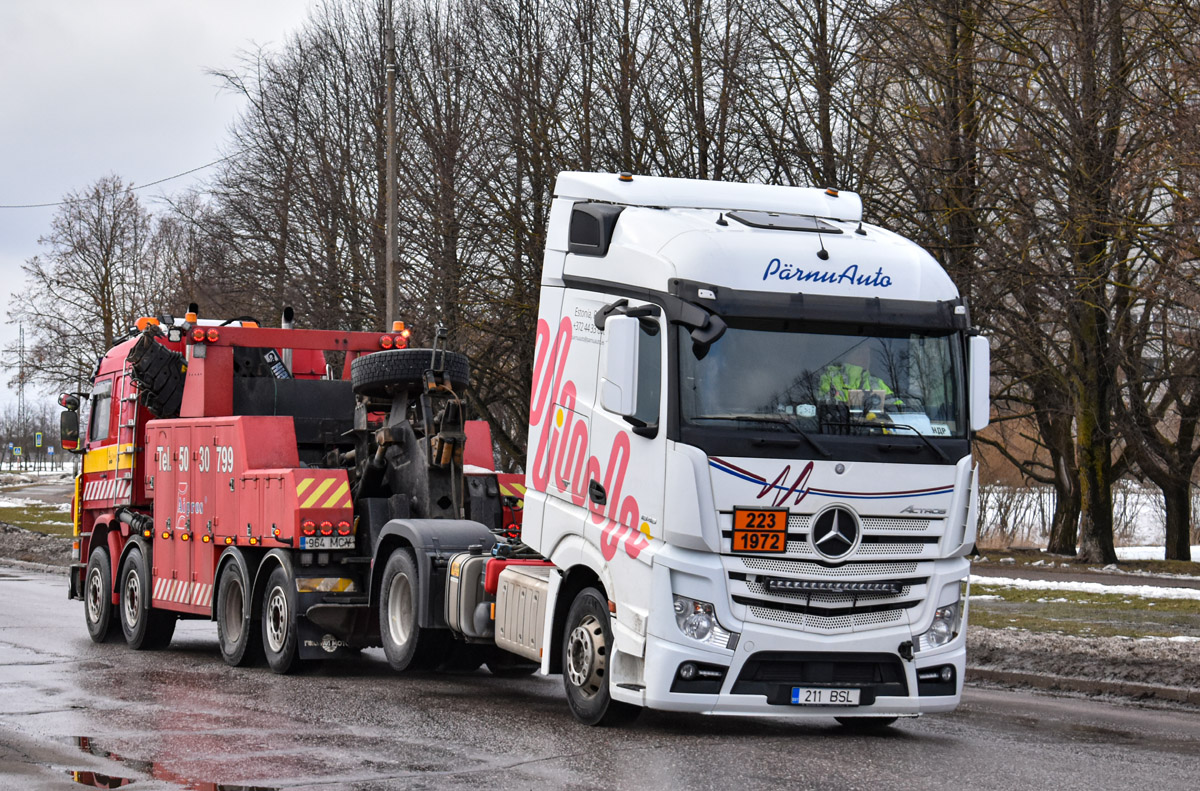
left=969, top=583, right=1200, bottom=639
left=974, top=548, right=1200, bottom=577
left=0, top=503, right=73, bottom=537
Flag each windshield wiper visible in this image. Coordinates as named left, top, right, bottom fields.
left=696, top=414, right=831, bottom=459
left=877, top=423, right=951, bottom=463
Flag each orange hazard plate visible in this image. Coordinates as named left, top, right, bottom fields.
left=731, top=508, right=788, bottom=553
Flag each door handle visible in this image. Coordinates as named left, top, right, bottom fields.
left=588, top=480, right=607, bottom=506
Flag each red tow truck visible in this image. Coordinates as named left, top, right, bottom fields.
left=66, top=308, right=529, bottom=673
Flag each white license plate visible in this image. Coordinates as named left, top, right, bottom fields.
left=300, top=536, right=355, bottom=550
left=791, top=687, right=860, bottom=706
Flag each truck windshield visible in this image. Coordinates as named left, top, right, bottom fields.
left=679, top=325, right=965, bottom=439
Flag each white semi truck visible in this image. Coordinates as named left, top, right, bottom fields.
left=68, top=171, right=987, bottom=729
left=514, top=172, right=987, bottom=725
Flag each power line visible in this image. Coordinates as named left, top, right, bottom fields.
left=0, top=153, right=238, bottom=209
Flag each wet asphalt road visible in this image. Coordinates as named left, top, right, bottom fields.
left=2, top=564, right=1200, bottom=791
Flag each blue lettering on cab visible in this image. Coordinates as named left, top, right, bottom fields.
left=763, top=258, right=893, bottom=288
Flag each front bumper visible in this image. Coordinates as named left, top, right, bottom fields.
left=636, top=625, right=964, bottom=717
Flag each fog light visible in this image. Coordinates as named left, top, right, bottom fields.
left=679, top=662, right=698, bottom=680
left=940, top=665, right=953, bottom=682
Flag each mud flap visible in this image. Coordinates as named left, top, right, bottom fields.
left=295, top=590, right=359, bottom=660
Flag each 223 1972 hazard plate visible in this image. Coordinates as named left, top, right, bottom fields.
left=299, top=536, right=355, bottom=550
left=731, top=508, right=788, bottom=553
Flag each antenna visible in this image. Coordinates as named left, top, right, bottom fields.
left=817, top=233, right=830, bottom=260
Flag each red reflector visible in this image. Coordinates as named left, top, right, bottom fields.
left=206, top=328, right=220, bottom=342
left=379, top=335, right=394, bottom=349
left=337, top=520, right=351, bottom=536
left=319, top=521, right=333, bottom=536
left=301, top=520, right=316, bottom=536
left=192, top=328, right=206, bottom=342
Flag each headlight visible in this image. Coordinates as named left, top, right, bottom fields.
left=673, top=595, right=738, bottom=649
left=916, top=583, right=965, bottom=652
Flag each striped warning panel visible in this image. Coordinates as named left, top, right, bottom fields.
left=82, top=478, right=134, bottom=502
left=153, top=577, right=211, bottom=607
left=295, top=475, right=352, bottom=509
left=498, top=481, right=527, bottom=499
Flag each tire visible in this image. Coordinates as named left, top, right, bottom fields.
left=118, top=547, right=176, bottom=650
left=378, top=550, right=450, bottom=671
left=835, top=716, right=899, bottom=731
left=485, top=647, right=539, bottom=677
left=84, top=547, right=118, bottom=643
left=262, top=566, right=300, bottom=674
left=562, top=587, right=641, bottom=726
left=351, top=349, right=470, bottom=398
left=217, top=560, right=262, bottom=667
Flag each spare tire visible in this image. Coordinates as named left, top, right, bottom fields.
left=351, top=349, right=470, bottom=398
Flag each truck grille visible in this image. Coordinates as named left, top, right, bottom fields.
left=722, top=513, right=940, bottom=634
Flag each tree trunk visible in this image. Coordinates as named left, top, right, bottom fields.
left=1075, top=403, right=1116, bottom=564
left=1162, top=479, right=1193, bottom=562
left=1046, top=453, right=1080, bottom=555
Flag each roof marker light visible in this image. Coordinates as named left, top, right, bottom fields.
left=618, top=172, right=633, bottom=182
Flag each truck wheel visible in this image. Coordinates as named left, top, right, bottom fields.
left=562, top=587, right=640, bottom=726
left=378, top=550, right=449, bottom=671
left=262, top=566, right=300, bottom=674
left=84, top=547, right=118, bottom=643
left=118, top=547, right=176, bottom=650
left=835, top=716, right=898, bottom=731
left=351, top=349, right=470, bottom=398
left=217, top=561, right=262, bottom=667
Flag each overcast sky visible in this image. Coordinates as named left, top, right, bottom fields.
left=0, top=0, right=315, bottom=409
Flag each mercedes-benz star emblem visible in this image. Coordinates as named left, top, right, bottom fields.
left=810, top=506, right=860, bottom=561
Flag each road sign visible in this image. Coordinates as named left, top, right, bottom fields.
left=12, top=447, right=21, bottom=457
left=47, top=447, right=55, bottom=456
left=35, top=432, right=43, bottom=448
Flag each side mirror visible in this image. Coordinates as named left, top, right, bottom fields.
left=599, top=315, right=639, bottom=416
left=60, top=409, right=81, bottom=453
left=969, top=335, right=990, bottom=432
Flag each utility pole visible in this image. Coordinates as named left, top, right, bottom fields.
left=385, top=0, right=398, bottom=327
left=17, top=324, right=25, bottom=471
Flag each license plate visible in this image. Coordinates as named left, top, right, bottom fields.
left=299, top=536, right=355, bottom=550
left=732, top=508, right=788, bottom=553
left=791, top=687, right=861, bottom=706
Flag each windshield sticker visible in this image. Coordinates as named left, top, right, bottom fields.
left=530, top=316, right=650, bottom=561
left=709, top=457, right=953, bottom=500
left=763, top=258, right=893, bottom=288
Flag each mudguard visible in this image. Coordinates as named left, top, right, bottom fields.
left=372, top=519, right=497, bottom=629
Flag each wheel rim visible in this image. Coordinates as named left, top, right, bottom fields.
left=122, top=568, right=141, bottom=629
left=566, top=613, right=606, bottom=698
left=386, top=572, right=413, bottom=647
left=86, top=566, right=104, bottom=624
left=266, top=586, right=288, bottom=653
left=223, top=576, right=244, bottom=645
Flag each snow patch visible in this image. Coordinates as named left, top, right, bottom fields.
left=970, top=575, right=1200, bottom=601
left=1115, top=545, right=1200, bottom=561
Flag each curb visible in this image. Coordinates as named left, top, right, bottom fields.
left=967, top=666, right=1200, bottom=706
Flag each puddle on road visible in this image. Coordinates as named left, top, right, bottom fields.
left=70, top=737, right=278, bottom=791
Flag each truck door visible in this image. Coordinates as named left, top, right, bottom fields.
left=585, top=299, right=665, bottom=567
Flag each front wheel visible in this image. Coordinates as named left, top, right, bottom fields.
left=118, top=547, right=175, bottom=650
left=84, top=547, right=118, bottom=643
left=378, top=550, right=449, bottom=671
left=562, top=587, right=640, bottom=726
left=262, top=566, right=300, bottom=674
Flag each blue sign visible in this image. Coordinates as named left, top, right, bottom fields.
left=35, top=432, right=43, bottom=448
left=12, top=447, right=21, bottom=457
left=47, top=447, right=55, bottom=456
